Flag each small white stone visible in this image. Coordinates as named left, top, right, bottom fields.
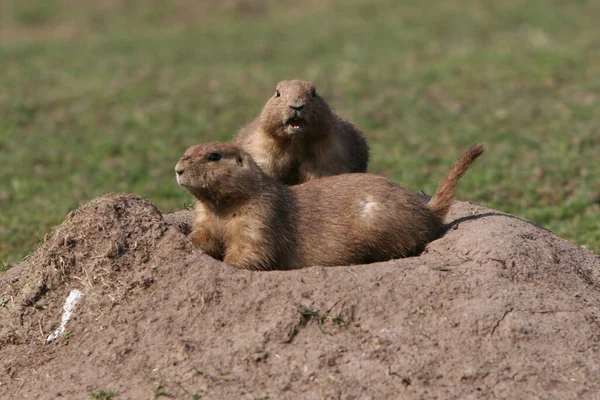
left=46, top=289, right=84, bottom=343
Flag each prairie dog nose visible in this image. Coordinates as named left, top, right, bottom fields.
left=175, top=155, right=190, bottom=175
left=289, top=103, right=304, bottom=111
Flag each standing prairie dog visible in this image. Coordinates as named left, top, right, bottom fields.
left=234, top=80, right=369, bottom=185
left=175, top=142, right=484, bottom=271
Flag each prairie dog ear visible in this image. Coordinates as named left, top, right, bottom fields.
left=235, top=151, right=253, bottom=168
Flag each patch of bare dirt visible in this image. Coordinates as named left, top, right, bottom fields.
left=1, top=193, right=599, bottom=399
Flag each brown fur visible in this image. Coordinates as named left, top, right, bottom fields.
left=175, top=142, right=484, bottom=270
left=234, top=80, right=369, bottom=185
left=427, top=143, right=485, bottom=219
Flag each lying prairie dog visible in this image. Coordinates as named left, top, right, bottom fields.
left=175, top=142, right=484, bottom=270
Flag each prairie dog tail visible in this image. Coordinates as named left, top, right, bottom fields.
left=427, top=144, right=485, bottom=221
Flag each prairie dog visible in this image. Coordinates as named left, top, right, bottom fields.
left=234, top=80, right=369, bottom=185
left=175, top=142, right=484, bottom=270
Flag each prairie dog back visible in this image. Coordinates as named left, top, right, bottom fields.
left=291, top=174, right=441, bottom=266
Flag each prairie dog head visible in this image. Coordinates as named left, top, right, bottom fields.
left=259, top=80, right=331, bottom=140
left=175, top=142, right=263, bottom=206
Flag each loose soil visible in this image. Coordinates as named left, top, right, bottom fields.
left=1, top=193, right=599, bottom=399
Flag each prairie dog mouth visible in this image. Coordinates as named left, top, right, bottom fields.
left=176, top=173, right=195, bottom=189
left=284, top=115, right=307, bottom=132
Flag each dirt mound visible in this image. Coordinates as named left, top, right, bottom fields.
left=1, top=194, right=599, bottom=399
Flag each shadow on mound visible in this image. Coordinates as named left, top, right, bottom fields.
left=1, top=194, right=599, bottom=399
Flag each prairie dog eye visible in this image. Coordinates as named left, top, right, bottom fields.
left=311, top=89, right=316, bottom=97
left=207, top=153, right=222, bottom=161
left=275, top=89, right=281, bottom=97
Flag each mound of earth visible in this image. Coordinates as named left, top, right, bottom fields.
left=1, top=193, right=599, bottom=399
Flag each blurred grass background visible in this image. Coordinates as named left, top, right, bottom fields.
left=1, top=0, right=599, bottom=266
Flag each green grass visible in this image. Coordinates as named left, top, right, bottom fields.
left=89, top=389, right=118, bottom=400
left=1, top=0, right=599, bottom=263
left=0, top=261, right=12, bottom=272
